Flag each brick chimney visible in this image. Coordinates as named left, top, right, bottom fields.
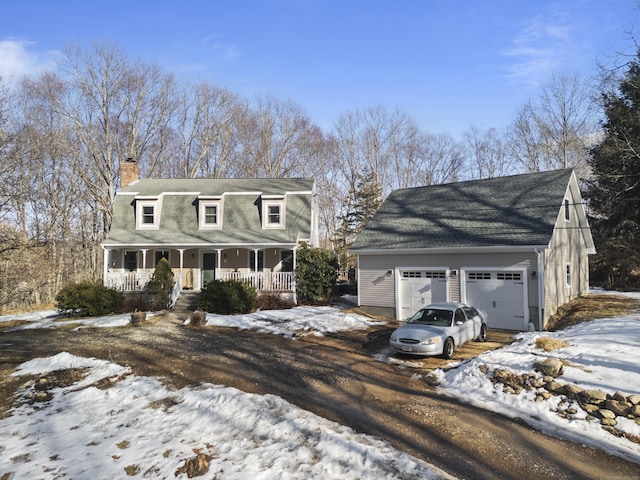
left=120, top=158, right=140, bottom=188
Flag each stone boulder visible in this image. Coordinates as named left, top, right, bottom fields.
left=534, top=357, right=563, bottom=377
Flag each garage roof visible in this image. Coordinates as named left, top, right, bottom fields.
left=352, top=169, right=581, bottom=251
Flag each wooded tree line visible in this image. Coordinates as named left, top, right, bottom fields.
left=0, top=40, right=633, bottom=310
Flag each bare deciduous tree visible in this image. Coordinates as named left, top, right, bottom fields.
left=175, top=82, right=246, bottom=178
left=462, top=125, right=514, bottom=179
left=506, top=74, right=596, bottom=175
left=56, top=41, right=176, bottom=234
left=240, top=95, right=323, bottom=178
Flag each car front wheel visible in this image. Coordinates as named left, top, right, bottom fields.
left=442, top=337, right=454, bottom=359
left=476, top=324, right=487, bottom=342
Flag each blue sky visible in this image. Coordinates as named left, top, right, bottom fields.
left=0, top=0, right=637, bottom=137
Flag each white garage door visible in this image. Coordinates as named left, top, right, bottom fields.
left=465, top=271, right=526, bottom=331
left=399, top=270, right=447, bottom=319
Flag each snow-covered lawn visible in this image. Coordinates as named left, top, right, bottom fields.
left=1, top=290, right=639, bottom=477
left=0, top=352, right=451, bottom=479
left=200, top=305, right=383, bottom=337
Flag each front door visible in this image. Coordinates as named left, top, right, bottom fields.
left=202, top=252, right=217, bottom=287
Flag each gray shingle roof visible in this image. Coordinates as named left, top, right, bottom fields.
left=351, top=169, right=574, bottom=251
left=103, top=178, right=314, bottom=246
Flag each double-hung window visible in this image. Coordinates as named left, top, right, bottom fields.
left=198, top=196, right=223, bottom=229
left=136, top=198, right=160, bottom=230
left=262, top=195, right=285, bottom=229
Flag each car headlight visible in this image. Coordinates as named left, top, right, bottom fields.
left=420, top=337, right=439, bottom=345
left=390, top=333, right=398, bottom=341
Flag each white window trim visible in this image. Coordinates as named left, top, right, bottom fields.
left=565, top=262, right=572, bottom=289
left=262, top=197, right=285, bottom=229
left=136, top=199, right=160, bottom=230
left=199, top=199, right=223, bottom=229
left=564, top=198, right=570, bottom=222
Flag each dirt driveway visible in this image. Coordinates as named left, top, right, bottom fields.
left=1, top=313, right=638, bottom=480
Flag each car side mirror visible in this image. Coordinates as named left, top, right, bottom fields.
left=455, top=320, right=464, bottom=326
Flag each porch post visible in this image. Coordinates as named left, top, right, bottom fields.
left=292, top=246, right=298, bottom=304
left=141, top=249, right=148, bottom=270
left=253, top=249, right=259, bottom=271
left=178, top=249, right=184, bottom=273
left=216, top=249, right=222, bottom=279
left=102, top=247, right=109, bottom=286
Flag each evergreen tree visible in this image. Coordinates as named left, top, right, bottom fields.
left=587, top=53, right=640, bottom=289
left=334, top=169, right=383, bottom=271
left=296, top=245, right=339, bottom=304
left=145, top=258, right=175, bottom=309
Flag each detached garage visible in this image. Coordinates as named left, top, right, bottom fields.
left=351, top=169, right=595, bottom=331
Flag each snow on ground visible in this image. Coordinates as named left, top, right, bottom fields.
left=0, top=352, right=452, bottom=479
left=433, top=290, right=640, bottom=464
left=201, top=305, right=383, bottom=337
left=0, top=310, right=138, bottom=330
left=2, top=290, right=640, bottom=474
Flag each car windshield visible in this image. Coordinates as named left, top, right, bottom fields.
left=407, top=308, right=453, bottom=327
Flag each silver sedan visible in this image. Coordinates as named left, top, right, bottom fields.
left=390, top=302, right=488, bottom=358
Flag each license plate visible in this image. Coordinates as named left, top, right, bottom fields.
left=402, top=346, right=412, bottom=352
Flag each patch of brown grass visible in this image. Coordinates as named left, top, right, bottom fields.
left=0, top=304, right=55, bottom=316
left=0, top=320, right=31, bottom=331
left=547, top=294, right=639, bottom=331
left=535, top=337, right=569, bottom=351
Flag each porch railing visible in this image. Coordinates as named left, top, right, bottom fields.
left=105, top=271, right=153, bottom=291
left=105, top=270, right=295, bottom=292
left=218, top=271, right=295, bottom=292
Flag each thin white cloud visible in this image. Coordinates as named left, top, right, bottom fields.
left=198, top=34, right=240, bottom=60
left=0, top=38, right=59, bottom=83
left=502, top=15, right=571, bottom=86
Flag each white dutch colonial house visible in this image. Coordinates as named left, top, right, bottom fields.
left=351, top=169, right=596, bottom=331
left=101, top=161, right=318, bottom=302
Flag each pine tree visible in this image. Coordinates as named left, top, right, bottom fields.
left=145, top=258, right=175, bottom=309
left=334, top=169, right=383, bottom=271
left=587, top=54, right=640, bottom=289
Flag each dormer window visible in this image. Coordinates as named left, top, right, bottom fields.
left=268, top=204, right=281, bottom=224
left=198, top=196, right=223, bottom=229
left=564, top=198, right=570, bottom=222
left=262, top=195, right=285, bottom=229
left=204, top=205, right=218, bottom=225
left=136, top=198, right=160, bottom=229
left=142, top=205, right=155, bottom=224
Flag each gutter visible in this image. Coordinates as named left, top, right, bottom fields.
left=352, top=245, right=550, bottom=255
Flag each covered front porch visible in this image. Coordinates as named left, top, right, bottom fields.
left=103, top=246, right=297, bottom=293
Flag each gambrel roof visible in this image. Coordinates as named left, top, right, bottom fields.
left=102, top=178, right=315, bottom=247
left=352, top=169, right=594, bottom=252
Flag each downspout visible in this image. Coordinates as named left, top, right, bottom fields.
left=535, top=248, right=545, bottom=331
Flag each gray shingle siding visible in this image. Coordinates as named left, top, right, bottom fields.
left=103, top=178, right=314, bottom=246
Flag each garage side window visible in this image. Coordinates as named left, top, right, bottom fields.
left=566, top=263, right=572, bottom=288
